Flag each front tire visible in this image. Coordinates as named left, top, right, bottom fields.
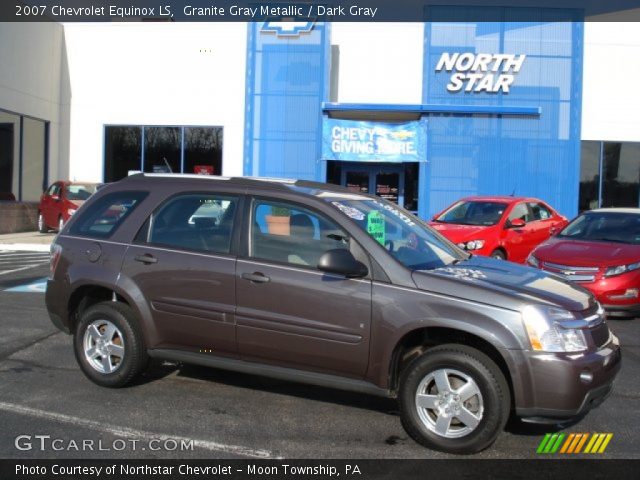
left=74, top=301, right=148, bottom=388
left=490, top=249, right=506, bottom=260
left=398, top=344, right=510, bottom=454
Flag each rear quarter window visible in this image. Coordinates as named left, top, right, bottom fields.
left=69, top=191, right=148, bottom=238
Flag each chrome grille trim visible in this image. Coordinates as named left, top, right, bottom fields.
left=560, top=275, right=595, bottom=283
left=541, top=261, right=600, bottom=272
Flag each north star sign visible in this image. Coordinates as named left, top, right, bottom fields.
left=436, top=52, right=526, bottom=93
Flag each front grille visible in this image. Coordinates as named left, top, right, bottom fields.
left=590, top=322, right=611, bottom=349
left=541, top=261, right=600, bottom=283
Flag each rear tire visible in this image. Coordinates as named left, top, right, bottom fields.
left=398, top=344, right=510, bottom=454
left=37, top=212, right=47, bottom=233
left=74, top=301, right=148, bottom=388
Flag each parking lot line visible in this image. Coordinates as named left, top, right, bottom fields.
left=0, top=265, right=48, bottom=276
left=0, top=252, right=50, bottom=276
left=0, top=401, right=275, bottom=459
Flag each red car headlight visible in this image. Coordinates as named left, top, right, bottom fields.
left=604, top=261, right=640, bottom=278
left=526, top=253, right=539, bottom=267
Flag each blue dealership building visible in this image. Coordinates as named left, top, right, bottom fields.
left=245, top=10, right=584, bottom=219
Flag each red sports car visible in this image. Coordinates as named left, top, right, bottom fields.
left=429, top=196, right=568, bottom=263
left=528, top=208, right=640, bottom=318
left=38, top=181, right=97, bottom=232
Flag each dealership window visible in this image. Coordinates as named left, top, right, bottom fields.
left=103, top=125, right=223, bottom=182
left=104, top=126, right=142, bottom=182
left=0, top=108, right=48, bottom=202
left=579, top=141, right=640, bottom=211
left=602, top=143, right=640, bottom=208
left=579, top=141, right=601, bottom=211
left=184, top=127, right=223, bottom=176
left=144, top=127, right=181, bottom=174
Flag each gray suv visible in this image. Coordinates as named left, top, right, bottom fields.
left=46, top=174, right=621, bottom=454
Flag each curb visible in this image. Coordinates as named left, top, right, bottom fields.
left=0, top=244, right=51, bottom=252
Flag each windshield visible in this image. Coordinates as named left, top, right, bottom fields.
left=328, top=197, right=467, bottom=270
left=435, top=200, right=507, bottom=226
left=65, top=184, right=97, bottom=201
left=558, top=212, right=640, bottom=244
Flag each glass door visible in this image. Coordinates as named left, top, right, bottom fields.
left=375, top=172, right=402, bottom=204
left=345, top=171, right=370, bottom=194
left=341, top=165, right=405, bottom=208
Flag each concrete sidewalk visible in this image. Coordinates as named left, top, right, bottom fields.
left=0, top=231, right=54, bottom=252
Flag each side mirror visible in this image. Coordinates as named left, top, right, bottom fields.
left=318, top=249, right=368, bottom=278
left=507, top=218, right=525, bottom=228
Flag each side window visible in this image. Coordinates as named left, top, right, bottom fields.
left=70, top=191, right=147, bottom=238
left=507, top=203, right=530, bottom=223
left=47, top=184, right=60, bottom=196
left=146, top=193, right=237, bottom=254
left=251, top=200, right=349, bottom=268
left=529, top=202, right=552, bottom=221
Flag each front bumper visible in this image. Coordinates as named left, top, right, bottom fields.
left=515, top=334, right=621, bottom=422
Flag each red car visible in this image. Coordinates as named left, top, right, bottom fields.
left=528, top=208, right=640, bottom=318
left=38, top=181, right=97, bottom=233
left=429, top=196, right=568, bottom=263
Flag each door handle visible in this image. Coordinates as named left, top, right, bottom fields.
left=134, top=254, right=158, bottom=264
left=241, top=272, right=270, bottom=283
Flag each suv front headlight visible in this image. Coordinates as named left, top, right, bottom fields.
left=522, top=305, right=587, bottom=352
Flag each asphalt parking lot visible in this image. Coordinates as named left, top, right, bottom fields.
left=0, top=260, right=638, bottom=460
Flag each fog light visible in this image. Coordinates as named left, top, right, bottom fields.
left=609, top=288, right=639, bottom=300
left=579, top=371, right=593, bottom=384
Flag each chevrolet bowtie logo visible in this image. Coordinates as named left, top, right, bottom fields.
left=261, top=21, right=315, bottom=37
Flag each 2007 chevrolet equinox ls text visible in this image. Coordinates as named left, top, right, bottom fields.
left=46, top=174, right=621, bottom=454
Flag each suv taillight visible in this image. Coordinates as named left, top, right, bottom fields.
left=49, top=243, right=62, bottom=280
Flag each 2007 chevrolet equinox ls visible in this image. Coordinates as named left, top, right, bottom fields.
left=46, top=174, right=621, bottom=454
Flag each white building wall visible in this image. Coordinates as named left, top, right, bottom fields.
left=62, top=22, right=247, bottom=181
left=0, top=22, right=65, bottom=183
left=330, top=23, right=424, bottom=104
left=582, top=22, right=640, bottom=142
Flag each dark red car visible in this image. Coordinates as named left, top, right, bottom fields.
left=38, top=181, right=97, bottom=233
left=528, top=208, right=640, bottom=318
left=429, top=196, right=568, bottom=263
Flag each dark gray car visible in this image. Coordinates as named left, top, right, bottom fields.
left=45, top=174, right=621, bottom=454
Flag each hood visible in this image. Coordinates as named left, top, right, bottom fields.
left=428, top=222, right=493, bottom=243
left=533, top=237, right=640, bottom=267
left=412, top=255, right=594, bottom=313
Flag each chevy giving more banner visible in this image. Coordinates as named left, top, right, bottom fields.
left=322, top=118, right=427, bottom=162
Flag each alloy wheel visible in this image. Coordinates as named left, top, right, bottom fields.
left=83, top=319, right=125, bottom=374
left=415, top=368, right=484, bottom=439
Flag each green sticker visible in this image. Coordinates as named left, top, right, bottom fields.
left=367, top=211, right=386, bottom=245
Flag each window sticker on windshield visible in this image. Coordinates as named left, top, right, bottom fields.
left=372, top=200, right=416, bottom=227
left=332, top=202, right=365, bottom=221
left=367, top=210, right=386, bottom=245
